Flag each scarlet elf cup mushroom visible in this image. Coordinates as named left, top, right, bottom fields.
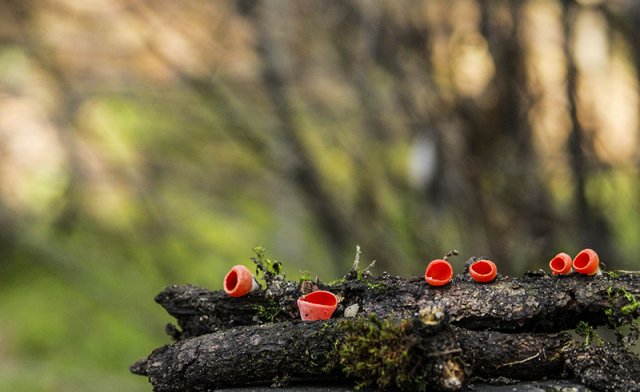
left=223, top=265, right=258, bottom=297
left=469, top=259, right=497, bottom=283
left=297, top=290, right=338, bottom=321
left=549, top=252, right=573, bottom=275
left=425, top=259, right=454, bottom=286
left=572, top=248, right=600, bottom=276
left=425, top=250, right=458, bottom=287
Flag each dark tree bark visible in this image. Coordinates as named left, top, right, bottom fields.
left=131, top=310, right=639, bottom=392
left=132, top=312, right=576, bottom=392
left=133, top=270, right=640, bottom=391
left=155, top=272, right=640, bottom=338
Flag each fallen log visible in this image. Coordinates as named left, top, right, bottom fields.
left=134, top=261, right=640, bottom=391
left=131, top=308, right=578, bottom=391
left=156, top=271, right=640, bottom=338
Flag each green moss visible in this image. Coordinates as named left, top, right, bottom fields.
left=327, top=277, right=346, bottom=286
left=604, top=287, right=640, bottom=346
left=334, top=315, right=434, bottom=391
left=365, top=282, right=383, bottom=290
left=334, top=308, right=460, bottom=390
left=606, top=270, right=620, bottom=279
left=620, top=289, right=639, bottom=314
left=354, top=271, right=384, bottom=291
left=606, top=287, right=640, bottom=317
left=252, top=301, right=284, bottom=323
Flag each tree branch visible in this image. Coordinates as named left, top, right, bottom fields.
left=132, top=312, right=576, bottom=391
left=155, top=272, right=640, bottom=338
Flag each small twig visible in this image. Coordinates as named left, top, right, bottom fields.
left=497, top=352, right=540, bottom=368
left=443, top=249, right=459, bottom=262
left=364, top=259, right=376, bottom=274
left=352, top=245, right=362, bottom=271
left=616, top=270, right=640, bottom=275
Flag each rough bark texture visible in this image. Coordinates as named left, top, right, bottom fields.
left=156, top=272, right=640, bottom=338
left=133, top=271, right=640, bottom=391
left=566, top=344, right=640, bottom=391
left=132, top=314, right=575, bottom=391
left=132, top=321, right=345, bottom=391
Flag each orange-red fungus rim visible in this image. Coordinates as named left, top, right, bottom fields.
left=572, top=248, right=600, bottom=275
left=297, top=290, right=338, bottom=321
left=299, top=290, right=337, bottom=308
left=223, top=265, right=254, bottom=297
left=549, top=252, right=573, bottom=275
left=425, top=259, right=453, bottom=286
left=469, top=259, right=497, bottom=283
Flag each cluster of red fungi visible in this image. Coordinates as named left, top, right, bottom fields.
left=222, top=248, right=600, bottom=321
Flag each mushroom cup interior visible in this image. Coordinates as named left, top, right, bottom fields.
left=573, top=252, right=590, bottom=269
left=471, top=261, right=493, bottom=275
left=304, top=291, right=337, bottom=306
left=225, top=270, right=238, bottom=291
left=428, top=262, right=452, bottom=281
left=550, top=256, right=568, bottom=271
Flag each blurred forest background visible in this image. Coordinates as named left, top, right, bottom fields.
left=1, top=0, right=640, bottom=390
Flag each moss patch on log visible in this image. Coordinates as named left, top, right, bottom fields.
left=335, top=307, right=464, bottom=391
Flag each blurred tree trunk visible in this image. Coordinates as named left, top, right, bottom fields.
left=242, top=0, right=353, bottom=269
left=561, top=0, right=613, bottom=260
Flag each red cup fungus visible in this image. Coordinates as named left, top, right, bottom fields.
left=469, top=259, right=497, bottom=283
left=223, top=265, right=255, bottom=297
left=425, top=259, right=454, bottom=286
left=549, top=252, right=573, bottom=275
left=297, top=290, right=337, bottom=321
left=572, top=248, right=600, bottom=276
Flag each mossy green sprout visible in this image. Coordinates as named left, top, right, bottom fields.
left=604, top=287, right=640, bottom=346
left=605, top=270, right=620, bottom=279
left=326, top=278, right=344, bottom=287
left=365, top=281, right=383, bottom=290
left=349, top=245, right=377, bottom=279
left=605, top=287, right=640, bottom=318
left=299, top=270, right=312, bottom=283
left=251, top=246, right=283, bottom=284
left=575, top=321, right=603, bottom=347
left=343, top=245, right=383, bottom=290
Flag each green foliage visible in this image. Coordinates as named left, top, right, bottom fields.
left=252, top=246, right=283, bottom=282
left=0, top=263, right=164, bottom=392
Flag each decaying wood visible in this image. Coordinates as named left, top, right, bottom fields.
left=156, top=272, right=640, bottom=338
left=133, top=271, right=640, bottom=391
left=566, top=343, right=640, bottom=391
left=131, top=312, right=577, bottom=392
